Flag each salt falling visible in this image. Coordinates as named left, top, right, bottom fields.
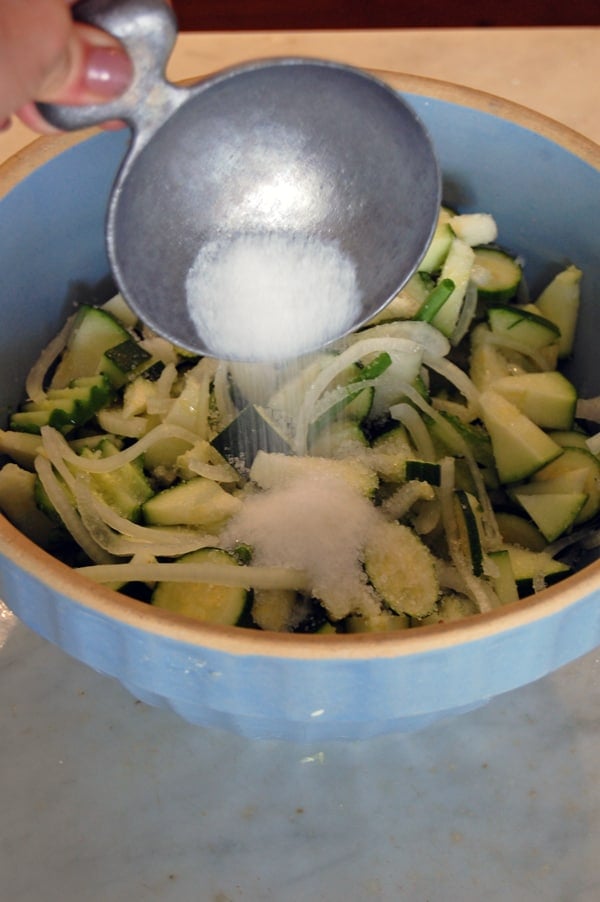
left=185, top=233, right=362, bottom=362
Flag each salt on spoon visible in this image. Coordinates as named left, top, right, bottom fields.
left=38, top=0, right=440, bottom=361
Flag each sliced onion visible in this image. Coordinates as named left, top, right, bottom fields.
left=25, top=314, right=75, bottom=403
left=34, top=456, right=115, bottom=564
left=41, top=423, right=199, bottom=474
left=77, top=561, right=310, bottom=591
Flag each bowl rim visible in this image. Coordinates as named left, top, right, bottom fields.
left=1, top=71, right=599, bottom=661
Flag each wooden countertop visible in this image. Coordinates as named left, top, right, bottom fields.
left=1, top=27, right=598, bottom=165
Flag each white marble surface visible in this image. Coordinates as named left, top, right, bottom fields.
left=1, top=602, right=599, bottom=902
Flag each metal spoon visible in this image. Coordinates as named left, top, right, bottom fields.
left=40, top=0, right=441, bottom=360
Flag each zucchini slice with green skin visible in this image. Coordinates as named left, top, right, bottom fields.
left=431, top=238, right=475, bottom=337
left=470, top=247, right=522, bottom=301
left=535, top=265, right=582, bottom=357
left=491, top=371, right=577, bottom=431
left=151, top=548, right=250, bottom=625
left=531, top=446, right=600, bottom=524
left=486, top=304, right=560, bottom=350
left=495, top=511, right=546, bottom=552
left=512, top=489, right=587, bottom=542
left=142, top=476, right=242, bottom=530
left=363, top=520, right=439, bottom=618
left=211, top=404, right=293, bottom=472
left=419, top=219, right=454, bottom=274
left=10, top=374, right=113, bottom=435
left=504, top=545, right=571, bottom=597
left=453, top=490, right=484, bottom=577
left=478, top=389, right=563, bottom=484
left=51, top=305, right=130, bottom=389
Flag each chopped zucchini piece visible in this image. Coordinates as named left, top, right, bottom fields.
left=250, top=450, right=378, bottom=497
left=101, top=338, right=152, bottom=388
left=51, top=305, right=130, bottom=388
left=470, top=247, right=522, bottom=301
left=211, top=404, right=292, bottom=472
left=504, top=545, right=571, bottom=596
left=431, top=238, right=475, bottom=337
left=10, top=374, right=112, bottom=435
left=512, top=489, right=587, bottom=542
left=142, top=476, right=242, bottom=530
left=535, top=265, right=582, bottom=357
left=363, top=520, right=439, bottom=617
left=0, top=462, right=56, bottom=546
left=487, top=549, right=519, bottom=605
left=478, top=389, right=562, bottom=483
left=491, top=371, right=577, bottom=430
left=494, top=511, right=547, bottom=552
left=487, top=304, right=560, bottom=350
left=453, top=490, right=484, bottom=576
left=531, top=446, right=600, bottom=524
left=151, top=548, right=250, bottom=625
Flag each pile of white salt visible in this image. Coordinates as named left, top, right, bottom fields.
left=185, top=232, right=361, bottom=362
left=222, top=470, right=383, bottom=620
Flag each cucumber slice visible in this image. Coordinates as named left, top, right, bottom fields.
left=211, top=404, right=293, bottom=472
left=0, top=430, right=42, bottom=469
left=345, top=608, right=410, bottom=633
left=142, top=477, right=242, bottom=530
left=101, top=338, right=152, bottom=388
left=151, top=547, right=250, bottom=625
left=10, top=374, right=112, bottom=435
left=413, top=592, right=479, bottom=626
left=251, top=588, right=298, bottom=632
left=419, top=219, right=454, bottom=273
left=470, top=247, right=522, bottom=301
left=504, top=544, right=571, bottom=596
left=51, top=305, right=130, bottom=389
left=363, top=520, right=439, bottom=617
left=531, top=446, right=600, bottom=524
left=487, top=304, right=560, bottom=350
left=453, top=490, right=484, bottom=576
left=535, top=265, right=582, bottom=357
left=478, top=389, right=562, bottom=484
left=491, top=371, right=577, bottom=430
left=82, top=440, right=153, bottom=522
left=431, top=238, right=475, bottom=337
left=0, top=462, right=56, bottom=546
left=495, top=511, right=546, bottom=552
left=405, top=460, right=441, bottom=486
left=308, top=419, right=368, bottom=458
left=512, top=489, right=587, bottom=542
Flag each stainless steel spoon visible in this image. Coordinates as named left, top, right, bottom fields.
left=40, top=0, right=441, bottom=360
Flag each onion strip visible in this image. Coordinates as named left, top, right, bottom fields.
left=77, top=561, right=310, bottom=591
left=25, top=314, right=75, bottom=403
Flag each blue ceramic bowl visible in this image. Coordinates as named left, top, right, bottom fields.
left=0, top=74, right=599, bottom=741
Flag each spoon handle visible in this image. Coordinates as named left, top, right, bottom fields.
left=37, top=0, right=184, bottom=133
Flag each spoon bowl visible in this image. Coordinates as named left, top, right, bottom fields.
left=40, top=0, right=440, bottom=358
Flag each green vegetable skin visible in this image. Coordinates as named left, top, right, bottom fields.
left=0, top=210, right=594, bottom=632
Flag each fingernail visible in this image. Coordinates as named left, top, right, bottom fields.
left=83, top=45, right=133, bottom=99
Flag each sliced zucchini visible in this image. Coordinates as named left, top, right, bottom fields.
left=504, top=544, right=571, bottom=596
left=211, top=404, right=293, bottom=472
left=0, top=430, right=42, bottom=469
left=363, top=520, right=439, bottom=618
left=10, top=374, right=112, bottom=435
left=308, top=419, right=368, bottom=459
left=308, top=385, right=374, bottom=443
left=405, top=459, right=441, bottom=486
left=494, top=511, right=547, bottom=552
left=101, top=338, right=152, bottom=388
left=251, top=588, right=298, bottom=632
left=491, top=371, right=577, bottom=431
left=531, top=446, right=600, bottom=524
left=419, top=218, right=454, bottom=273
left=83, top=439, right=153, bottom=522
left=151, top=547, right=250, bottom=625
left=470, top=247, right=522, bottom=301
left=487, top=304, right=560, bottom=350
left=51, top=305, right=130, bottom=389
left=478, top=389, right=562, bottom=483
left=453, top=490, right=484, bottom=576
left=0, top=462, right=56, bottom=546
left=413, top=592, right=479, bottom=626
left=142, top=476, right=242, bottom=530
left=512, top=489, right=587, bottom=542
left=345, top=608, right=410, bottom=633
left=431, top=238, right=475, bottom=337
left=535, top=265, right=582, bottom=357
